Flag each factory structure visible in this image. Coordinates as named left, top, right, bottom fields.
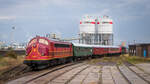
left=79, top=15, right=113, bottom=45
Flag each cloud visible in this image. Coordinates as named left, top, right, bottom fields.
left=0, top=33, right=8, bottom=40
left=38, top=0, right=81, bottom=7
left=84, top=9, right=111, bottom=18
left=0, top=16, right=16, bottom=20
left=0, top=0, right=150, bottom=45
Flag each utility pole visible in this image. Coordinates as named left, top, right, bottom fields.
left=134, top=40, right=136, bottom=45
left=11, top=26, right=15, bottom=47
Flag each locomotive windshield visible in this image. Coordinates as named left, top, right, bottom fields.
left=39, top=39, right=48, bottom=45
left=29, top=39, right=37, bottom=46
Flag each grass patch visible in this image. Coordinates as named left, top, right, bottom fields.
left=0, top=55, right=25, bottom=75
left=5, top=50, right=17, bottom=59
left=87, top=54, right=150, bottom=65
left=87, top=56, right=123, bottom=65
left=122, top=55, right=150, bottom=64
left=0, top=50, right=24, bottom=71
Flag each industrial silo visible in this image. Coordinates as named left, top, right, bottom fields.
left=79, top=15, right=96, bottom=44
left=97, top=16, right=113, bottom=45
left=79, top=15, right=113, bottom=45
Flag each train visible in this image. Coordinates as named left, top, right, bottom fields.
left=24, top=36, right=126, bottom=69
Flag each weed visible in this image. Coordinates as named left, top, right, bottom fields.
left=5, top=50, right=17, bottom=59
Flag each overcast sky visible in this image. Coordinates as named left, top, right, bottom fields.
left=0, top=0, right=150, bottom=45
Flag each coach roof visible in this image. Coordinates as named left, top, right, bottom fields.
left=72, top=43, right=120, bottom=48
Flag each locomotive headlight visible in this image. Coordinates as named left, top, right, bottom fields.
left=33, top=44, right=36, bottom=47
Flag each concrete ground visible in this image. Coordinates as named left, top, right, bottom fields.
left=7, top=63, right=150, bottom=84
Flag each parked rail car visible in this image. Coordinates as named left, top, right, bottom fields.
left=24, top=36, right=73, bottom=69
left=72, top=43, right=93, bottom=60
left=108, top=46, right=122, bottom=55
left=92, top=45, right=122, bottom=56
left=93, top=45, right=109, bottom=56
left=121, top=46, right=126, bottom=54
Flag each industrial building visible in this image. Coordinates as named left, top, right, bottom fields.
left=79, top=15, right=113, bottom=45
left=129, top=43, right=150, bottom=58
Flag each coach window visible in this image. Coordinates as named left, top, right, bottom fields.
left=104, top=48, right=107, bottom=51
left=39, top=39, right=48, bottom=45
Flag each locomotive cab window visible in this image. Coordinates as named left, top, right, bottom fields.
left=39, top=39, right=48, bottom=45
left=29, top=39, right=37, bottom=46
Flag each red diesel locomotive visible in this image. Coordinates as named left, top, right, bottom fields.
left=24, top=36, right=73, bottom=69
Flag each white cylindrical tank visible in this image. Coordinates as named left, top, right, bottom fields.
left=97, top=16, right=113, bottom=34
left=79, top=15, right=113, bottom=45
left=79, top=16, right=96, bottom=34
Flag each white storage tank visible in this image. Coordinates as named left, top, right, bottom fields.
left=97, top=16, right=113, bottom=34
left=79, top=16, right=96, bottom=34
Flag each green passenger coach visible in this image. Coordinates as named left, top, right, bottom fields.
left=72, top=43, right=93, bottom=60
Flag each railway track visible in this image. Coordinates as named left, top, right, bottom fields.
left=117, top=62, right=150, bottom=84
left=98, top=60, right=150, bottom=84
left=116, top=65, right=131, bottom=84
left=49, top=65, right=100, bottom=84
left=7, top=57, right=150, bottom=84
left=47, top=64, right=89, bottom=84
left=0, top=64, right=30, bottom=82
left=8, top=61, right=101, bottom=84
left=101, top=63, right=128, bottom=84
left=25, top=63, right=87, bottom=84
left=7, top=62, right=85, bottom=84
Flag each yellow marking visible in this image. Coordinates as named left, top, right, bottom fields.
left=27, top=44, right=41, bottom=57
left=32, top=55, right=37, bottom=57
left=37, top=44, right=41, bottom=55
left=28, top=46, right=33, bottom=56
left=25, top=55, right=72, bottom=61
left=25, top=58, right=52, bottom=60
left=34, top=49, right=36, bottom=52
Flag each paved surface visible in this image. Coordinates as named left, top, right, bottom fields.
left=136, top=63, right=150, bottom=74
left=102, top=66, right=127, bottom=84
left=129, top=65, right=150, bottom=83
left=49, top=65, right=89, bottom=84
left=28, top=64, right=88, bottom=84
left=119, top=65, right=148, bottom=84
left=82, top=66, right=100, bottom=84
left=110, top=66, right=128, bottom=84
left=7, top=63, right=150, bottom=84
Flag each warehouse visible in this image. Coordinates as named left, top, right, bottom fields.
left=129, top=43, right=150, bottom=58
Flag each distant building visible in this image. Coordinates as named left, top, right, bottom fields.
left=0, top=41, right=6, bottom=49
left=79, top=15, right=113, bottom=45
left=10, top=42, right=26, bottom=50
left=46, top=33, right=61, bottom=40
left=129, top=43, right=150, bottom=58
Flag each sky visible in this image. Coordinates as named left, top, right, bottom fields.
left=0, top=0, right=150, bottom=45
